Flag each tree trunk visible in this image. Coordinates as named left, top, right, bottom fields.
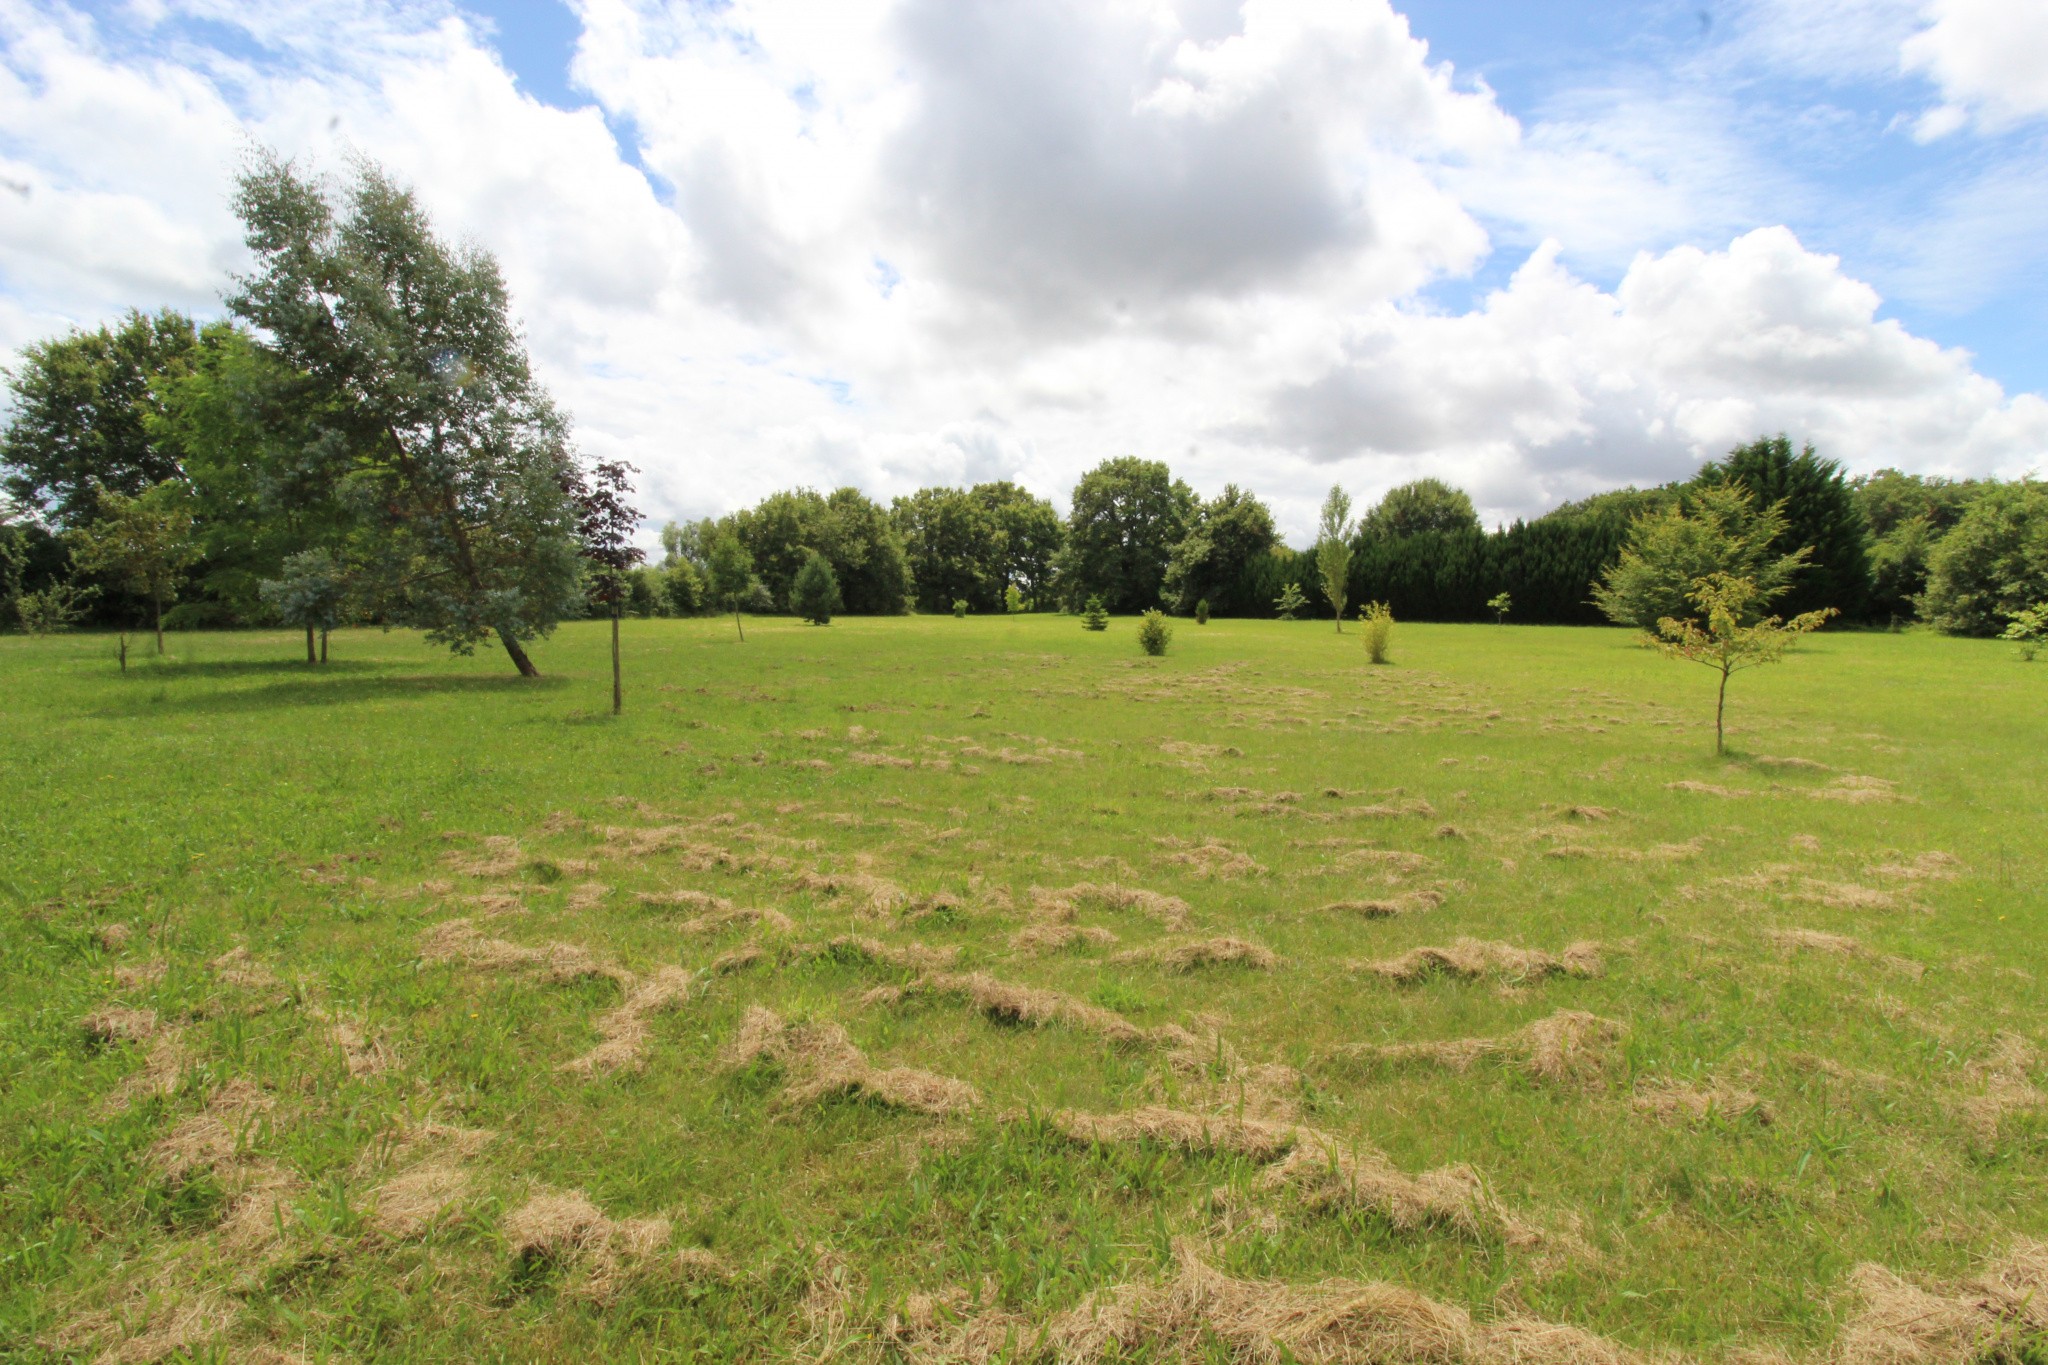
left=498, top=627, right=540, bottom=678
left=118, top=631, right=128, bottom=674
left=610, top=608, right=622, bottom=716
left=734, top=608, right=745, bottom=643
left=154, top=596, right=164, bottom=655
left=320, top=629, right=329, bottom=664
left=1715, top=666, right=1730, bottom=755
left=306, top=623, right=317, bottom=663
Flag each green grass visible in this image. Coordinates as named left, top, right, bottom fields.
left=1, top=614, right=2043, bottom=1362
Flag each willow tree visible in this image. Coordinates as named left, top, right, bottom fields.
left=228, top=154, right=582, bottom=677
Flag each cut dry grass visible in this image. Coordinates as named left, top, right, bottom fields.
left=721, top=1006, right=980, bottom=1116
left=1032, top=882, right=1192, bottom=929
left=1957, top=1032, right=2044, bottom=1147
left=419, top=918, right=632, bottom=986
left=503, top=1188, right=674, bottom=1304
left=1358, top=938, right=1605, bottom=985
left=80, top=1006, right=159, bottom=1047
left=560, top=966, right=693, bottom=1076
left=1630, top=1080, right=1772, bottom=1125
left=1343, top=1010, right=1626, bottom=1083
left=1112, top=937, right=1279, bottom=972
left=1834, top=1240, right=2048, bottom=1365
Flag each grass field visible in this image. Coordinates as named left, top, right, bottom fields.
left=1, top=613, right=2043, bottom=1364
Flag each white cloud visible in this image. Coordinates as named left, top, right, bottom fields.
left=1901, top=0, right=2048, bottom=134
left=0, top=0, right=2042, bottom=548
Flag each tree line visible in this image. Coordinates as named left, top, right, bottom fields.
left=5, top=166, right=2044, bottom=653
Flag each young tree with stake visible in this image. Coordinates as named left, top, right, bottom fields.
left=705, top=532, right=755, bottom=641
left=573, top=459, right=644, bottom=714
left=1315, top=485, right=1353, bottom=631
left=1655, top=574, right=1834, bottom=754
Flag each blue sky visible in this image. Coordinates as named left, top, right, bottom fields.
left=3, top=0, right=2043, bottom=529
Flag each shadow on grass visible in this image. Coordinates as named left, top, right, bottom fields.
left=93, top=668, right=569, bottom=717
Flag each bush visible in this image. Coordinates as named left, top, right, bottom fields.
left=1004, top=584, right=1023, bottom=613
left=1360, top=600, right=1394, bottom=664
left=1921, top=481, right=2048, bottom=636
left=2002, top=602, right=2048, bottom=661
left=951, top=598, right=968, bottom=618
left=14, top=582, right=94, bottom=635
left=1137, top=609, right=1172, bottom=656
left=1081, top=595, right=1109, bottom=631
left=741, top=578, right=777, bottom=614
left=1194, top=598, right=1209, bottom=625
left=663, top=560, right=703, bottom=616
left=1273, top=582, right=1307, bottom=619
left=793, top=550, right=841, bottom=625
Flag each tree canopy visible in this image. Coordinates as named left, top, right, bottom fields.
left=1057, top=457, right=1196, bottom=613
left=1593, top=484, right=1810, bottom=631
left=1698, top=436, right=1867, bottom=620
left=1362, top=479, right=1480, bottom=539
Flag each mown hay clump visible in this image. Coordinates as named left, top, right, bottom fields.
left=1349, top=1010, right=1625, bottom=1083
left=561, top=966, right=694, bottom=1076
left=1113, top=937, right=1279, bottom=972
left=721, top=1007, right=978, bottom=1116
left=1630, top=1081, right=1772, bottom=1125
left=1360, top=938, right=1604, bottom=985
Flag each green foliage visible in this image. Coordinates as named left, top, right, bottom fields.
left=1315, top=484, right=1354, bottom=629
left=1359, top=600, right=1394, bottom=664
left=69, top=480, right=200, bottom=652
left=2001, top=602, right=2048, bottom=661
left=229, top=154, right=584, bottom=676
left=729, top=487, right=910, bottom=615
left=793, top=550, right=842, bottom=625
left=1697, top=436, right=1868, bottom=619
left=259, top=549, right=350, bottom=636
left=1080, top=594, right=1109, bottom=631
left=1921, top=481, right=2048, bottom=637
left=893, top=486, right=1002, bottom=614
left=951, top=598, right=968, bottom=618
left=661, top=559, right=705, bottom=616
left=1194, top=598, right=1209, bottom=625
left=1163, top=483, right=1276, bottom=615
left=1136, top=608, right=1172, bottom=656
left=13, top=580, right=95, bottom=634
left=704, top=531, right=755, bottom=639
left=1593, top=484, right=1809, bottom=631
left=973, top=482, right=1065, bottom=605
left=1487, top=591, right=1511, bottom=624
left=1004, top=583, right=1023, bottom=614
left=1056, top=457, right=1196, bottom=613
left=1654, top=573, right=1836, bottom=753
left=1273, top=581, right=1307, bottom=620
left=1362, top=479, right=1479, bottom=539
left=0, top=307, right=199, bottom=528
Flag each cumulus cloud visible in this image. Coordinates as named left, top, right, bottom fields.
left=1256, top=229, right=2048, bottom=517
left=1901, top=0, right=2048, bottom=136
left=0, top=0, right=2042, bottom=543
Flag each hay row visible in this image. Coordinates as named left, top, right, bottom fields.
left=419, top=918, right=633, bottom=986
left=560, top=966, right=695, bottom=1076
left=721, top=1006, right=979, bottom=1115
left=1357, top=937, right=1605, bottom=984
left=1031, top=882, right=1192, bottom=929
left=1111, top=937, right=1279, bottom=972
left=1340, top=1010, right=1626, bottom=1083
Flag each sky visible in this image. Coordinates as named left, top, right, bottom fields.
left=1, top=0, right=2044, bottom=541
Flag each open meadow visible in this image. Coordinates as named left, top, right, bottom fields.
left=1, top=615, right=2043, bottom=1364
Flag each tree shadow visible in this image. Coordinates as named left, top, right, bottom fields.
left=93, top=669, right=570, bottom=717
left=132, top=658, right=387, bottom=679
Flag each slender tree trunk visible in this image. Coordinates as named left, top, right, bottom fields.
left=610, top=606, right=622, bottom=716
left=153, top=595, right=164, bottom=655
left=320, top=629, right=329, bottom=664
left=734, top=608, right=745, bottom=643
left=306, top=623, right=317, bottom=663
left=1715, top=666, right=1730, bottom=755
left=118, top=631, right=128, bottom=674
left=498, top=627, right=540, bottom=678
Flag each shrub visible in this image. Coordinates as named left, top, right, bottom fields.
left=1004, top=584, right=1023, bottom=613
left=14, top=582, right=94, bottom=635
left=952, top=598, right=968, bottom=618
left=2002, top=601, right=2048, bottom=661
left=793, top=550, right=841, bottom=625
left=1081, top=595, right=1109, bottom=631
left=741, top=578, right=777, bottom=614
left=1194, top=598, right=1209, bottom=625
left=1273, top=582, right=1307, bottom=619
left=1360, top=600, right=1394, bottom=664
left=1137, top=609, right=1172, bottom=656
left=1487, top=591, right=1511, bottom=625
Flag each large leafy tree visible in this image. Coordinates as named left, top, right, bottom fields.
left=1593, top=484, right=1809, bottom=631
left=894, top=487, right=1002, bottom=614
left=1057, top=457, right=1196, bottom=613
left=1920, top=480, right=2048, bottom=636
left=1, top=309, right=199, bottom=529
left=228, top=154, right=584, bottom=677
left=1851, top=468, right=1988, bottom=622
left=1163, top=483, right=1276, bottom=615
left=969, top=481, right=1064, bottom=606
left=729, top=487, right=910, bottom=615
left=1697, top=435, right=1868, bottom=620
left=1362, top=478, right=1480, bottom=539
